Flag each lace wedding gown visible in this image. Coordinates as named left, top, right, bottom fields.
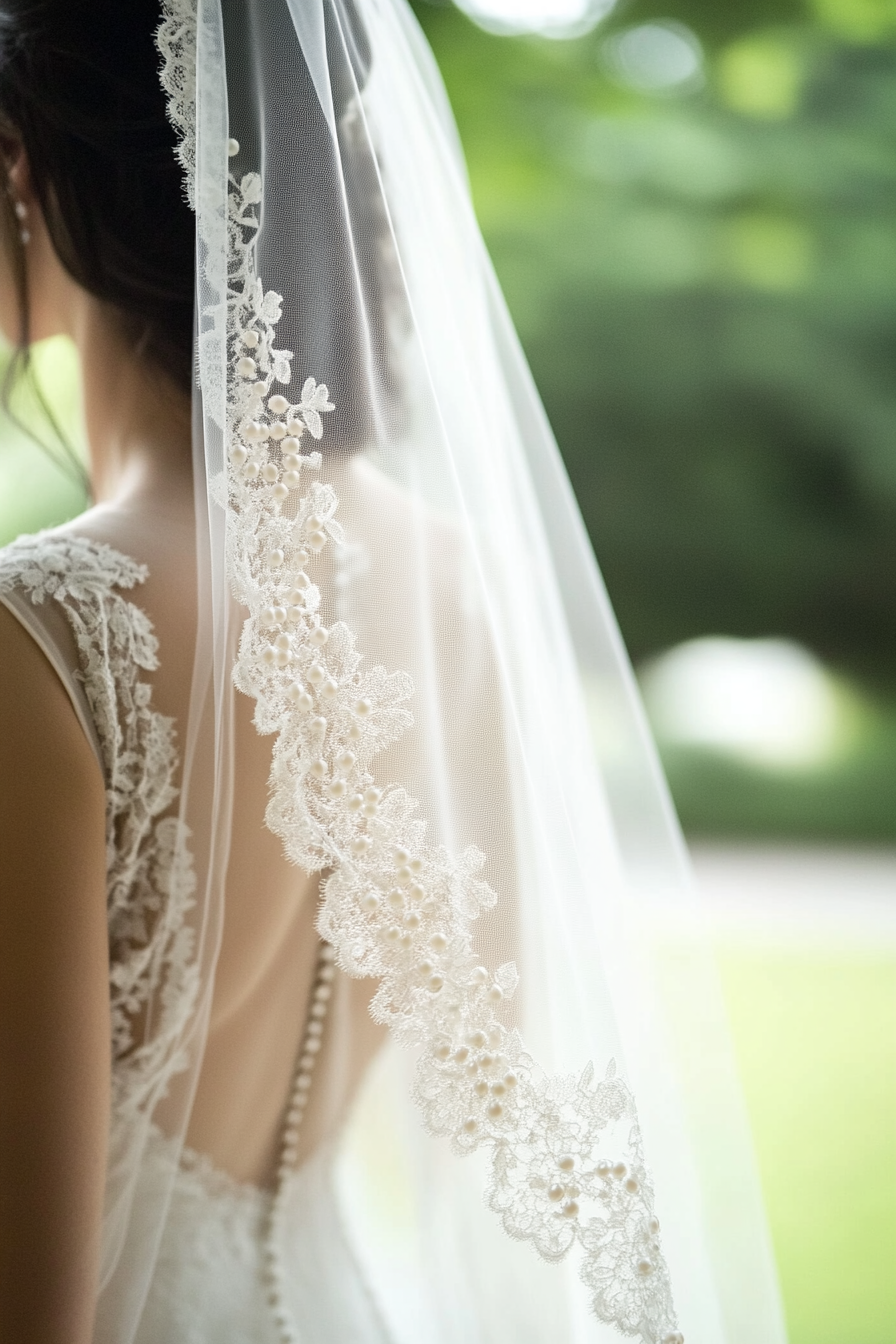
left=0, top=528, right=392, bottom=1343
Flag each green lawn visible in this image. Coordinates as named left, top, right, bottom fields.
left=719, top=948, right=896, bottom=1344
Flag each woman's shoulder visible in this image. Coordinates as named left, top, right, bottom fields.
left=0, top=523, right=147, bottom=607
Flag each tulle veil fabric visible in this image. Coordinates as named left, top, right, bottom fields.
left=94, top=0, right=787, bottom=1340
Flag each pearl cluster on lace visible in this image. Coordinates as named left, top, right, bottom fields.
left=262, top=940, right=335, bottom=1344
left=215, top=158, right=682, bottom=1344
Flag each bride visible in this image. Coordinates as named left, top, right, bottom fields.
left=0, top=1, right=787, bottom=1342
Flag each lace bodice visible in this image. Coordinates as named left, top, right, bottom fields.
left=0, top=531, right=199, bottom=1150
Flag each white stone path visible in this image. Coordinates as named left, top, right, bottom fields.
left=689, top=844, right=896, bottom=950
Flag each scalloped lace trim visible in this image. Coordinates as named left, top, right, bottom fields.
left=153, top=11, right=682, bottom=1338
left=0, top=535, right=199, bottom=1127
left=216, top=163, right=681, bottom=1344
left=156, top=0, right=197, bottom=210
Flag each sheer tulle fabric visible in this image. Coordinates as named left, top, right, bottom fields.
left=90, top=0, right=788, bottom=1340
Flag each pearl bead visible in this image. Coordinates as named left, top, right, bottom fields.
left=245, top=421, right=265, bottom=442
left=267, top=547, right=285, bottom=566
left=347, top=794, right=364, bottom=812
left=283, top=470, right=302, bottom=490
left=273, top=606, right=287, bottom=624
left=282, top=436, right=301, bottom=454
left=310, top=626, right=329, bottom=648
left=308, top=530, right=327, bottom=551
left=434, top=1042, right=452, bottom=1061
left=293, top=690, right=314, bottom=712
left=306, top=514, right=323, bottom=531
left=637, top=1259, right=654, bottom=1276
left=307, top=1020, right=323, bottom=1038
left=286, top=606, right=303, bottom=625
left=262, top=646, right=277, bottom=666
left=282, top=453, right=301, bottom=472
left=364, top=787, right=381, bottom=804
left=548, top=1183, right=564, bottom=1202
left=252, top=381, right=267, bottom=396
left=314, top=982, right=332, bottom=1000
left=241, top=329, right=258, bottom=347
left=491, top=1080, right=506, bottom=1096
left=327, top=779, right=347, bottom=798
left=474, top=1079, right=489, bottom=1098
left=625, top=1176, right=639, bottom=1193
left=310, top=716, right=327, bottom=735
left=404, top=911, right=421, bottom=929
left=558, top=1155, right=575, bottom=1172
left=462, top=1118, right=478, bottom=1134
left=321, top=679, right=338, bottom=700
left=453, top=1046, right=470, bottom=1064
left=504, top=1071, right=518, bottom=1088
left=479, top=1052, right=495, bottom=1070
left=309, top=759, right=327, bottom=778
left=468, top=1031, right=487, bottom=1049
left=393, top=847, right=410, bottom=864
left=470, top=966, right=489, bottom=987
left=361, top=801, right=378, bottom=817
left=290, top=573, right=311, bottom=594
left=243, top=460, right=260, bottom=478
left=270, top=421, right=287, bottom=440
left=230, top=444, right=248, bottom=466
left=318, top=964, right=335, bottom=982
left=354, top=698, right=372, bottom=717
left=237, top=356, right=257, bottom=378
left=597, top=1160, right=612, bottom=1178
left=612, top=1163, right=627, bottom=1180
left=304, top=1036, right=322, bottom=1054
left=336, top=749, right=355, bottom=769
left=650, top=1217, right=660, bottom=1235
left=275, top=648, right=290, bottom=668
left=562, top=1200, right=579, bottom=1219
left=227, top=137, right=240, bottom=155
left=399, top=932, right=413, bottom=949
left=275, top=632, right=291, bottom=651
left=429, top=933, right=447, bottom=951
left=409, top=857, right=424, bottom=874
left=268, top=394, right=289, bottom=414
left=408, top=882, right=425, bottom=902
left=487, top=1101, right=503, bottom=1119
left=286, top=419, right=304, bottom=437
left=272, top=483, right=289, bottom=502
left=307, top=664, right=325, bottom=685
left=487, top=985, right=504, bottom=1003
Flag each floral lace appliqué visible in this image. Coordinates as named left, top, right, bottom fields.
left=209, top=159, right=681, bottom=1344
left=0, top=535, right=199, bottom=1133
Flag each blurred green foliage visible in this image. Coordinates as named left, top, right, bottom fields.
left=412, top=0, right=896, bottom=685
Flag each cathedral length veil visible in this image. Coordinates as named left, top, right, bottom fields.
left=93, top=0, right=787, bottom=1340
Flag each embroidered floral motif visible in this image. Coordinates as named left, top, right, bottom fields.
left=0, top=535, right=199, bottom=1128
left=214, top=164, right=681, bottom=1343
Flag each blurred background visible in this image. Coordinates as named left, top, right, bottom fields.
left=1, top=0, right=894, bottom=1337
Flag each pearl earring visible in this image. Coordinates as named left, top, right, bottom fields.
left=13, top=199, right=29, bottom=245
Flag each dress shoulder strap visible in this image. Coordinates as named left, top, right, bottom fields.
left=0, top=529, right=198, bottom=1110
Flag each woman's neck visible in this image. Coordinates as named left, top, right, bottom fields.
left=73, top=297, right=193, bottom=511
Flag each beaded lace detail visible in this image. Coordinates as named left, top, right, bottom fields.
left=153, top=11, right=682, bottom=1337
left=209, top=161, right=682, bottom=1344
left=0, top=535, right=199, bottom=1136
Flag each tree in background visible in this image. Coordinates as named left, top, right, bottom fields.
left=412, top=0, right=896, bottom=684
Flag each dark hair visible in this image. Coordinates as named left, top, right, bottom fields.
left=0, top=0, right=194, bottom=410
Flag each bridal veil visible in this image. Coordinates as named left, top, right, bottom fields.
left=93, top=1, right=788, bottom=1340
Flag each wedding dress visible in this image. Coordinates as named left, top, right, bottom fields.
left=0, top=0, right=789, bottom=1340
